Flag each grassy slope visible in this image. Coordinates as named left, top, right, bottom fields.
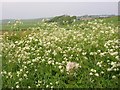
left=102, top=16, right=119, bottom=26
left=0, top=16, right=119, bottom=31
left=1, top=19, right=42, bottom=31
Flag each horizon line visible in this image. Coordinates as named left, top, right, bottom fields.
left=1, top=14, right=118, bottom=20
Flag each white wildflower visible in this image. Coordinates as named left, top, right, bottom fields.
left=89, top=72, right=93, bottom=75
left=94, top=73, right=99, bottom=77
left=112, top=75, right=116, bottom=79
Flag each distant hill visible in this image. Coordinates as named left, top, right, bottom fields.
left=47, top=15, right=77, bottom=25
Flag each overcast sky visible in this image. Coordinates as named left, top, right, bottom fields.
left=1, top=2, right=119, bottom=19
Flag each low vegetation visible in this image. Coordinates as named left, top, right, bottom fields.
left=1, top=16, right=120, bottom=88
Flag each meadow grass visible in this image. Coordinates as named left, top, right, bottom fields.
left=0, top=16, right=119, bottom=31
left=1, top=17, right=120, bottom=88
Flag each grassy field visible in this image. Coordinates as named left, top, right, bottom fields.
left=0, top=16, right=119, bottom=31
left=1, top=19, right=42, bottom=31
left=1, top=16, right=120, bottom=88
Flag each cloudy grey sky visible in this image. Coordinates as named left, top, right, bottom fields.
left=1, top=2, right=118, bottom=19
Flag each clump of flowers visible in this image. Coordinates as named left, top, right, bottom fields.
left=66, top=61, right=80, bottom=75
